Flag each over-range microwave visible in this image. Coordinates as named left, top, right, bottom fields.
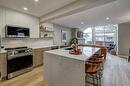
left=5, top=25, right=30, bottom=38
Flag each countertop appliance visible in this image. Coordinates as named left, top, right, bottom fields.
left=5, top=25, right=30, bottom=38
left=5, top=46, right=33, bottom=79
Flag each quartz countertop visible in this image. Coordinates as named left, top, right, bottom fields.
left=29, top=45, right=59, bottom=49
left=1, top=45, right=59, bottom=52
left=0, top=49, right=7, bottom=54
left=45, top=46, right=100, bottom=61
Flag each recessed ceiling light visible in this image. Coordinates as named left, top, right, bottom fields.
left=34, top=0, right=39, bottom=2
left=23, top=7, right=28, bottom=11
left=81, top=22, right=84, bottom=24
left=106, top=17, right=110, bottom=20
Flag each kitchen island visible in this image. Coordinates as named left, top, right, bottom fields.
left=44, top=46, right=100, bottom=86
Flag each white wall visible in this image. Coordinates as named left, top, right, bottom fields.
left=53, top=24, right=71, bottom=45
left=2, top=38, right=53, bottom=48
left=0, top=7, right=5, bottom=36
left=0, top=6, right=72, bottom=48
left=2, top=23, right=72, bottom=48
left=0, top=7, right=54, bottom=48
left=0, top=6, right=39, bottom=38
left=118, top=22, right=130, bottom=56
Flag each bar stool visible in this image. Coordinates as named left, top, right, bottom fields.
left=85, top=63, right=102, bottom=86
left=89, top=53, right=105, bottom=71
left=88, top=55, right=104, bottom=69
left=85, top=46, right=106, bottom=86
left=85, top=54, right=105, bottom=85
left=87, top=57, right=104, bottom=78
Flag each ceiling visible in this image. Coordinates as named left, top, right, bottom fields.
left=40, top=0, right=116, bottom=22
left=0, top=0, right=129, bottom=29
left=0, top=0, right=76, bottom=17
left=51, top=0, right=130, bottom=29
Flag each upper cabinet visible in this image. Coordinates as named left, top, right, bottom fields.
left=0, top=7, right=39, bottom=38
left=0, top=8, right=6, bottom=37
left=5, top=9, right=40, bottom=38
left=39, top=23, right=54, bottom=38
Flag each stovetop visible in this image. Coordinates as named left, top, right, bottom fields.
left=6, top=46, right=32, bottom=59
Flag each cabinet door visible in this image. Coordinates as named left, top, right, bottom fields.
left=33, top=49, right=43, bottom=67
left=29, top=25, right=39, bottom=38
left=0, top=8, right=6, bottom=37
left=33, top=48, right=52, bottom=67
left=0, top=53, right=7, bottom=79
left=39, top=49, right=43, bottom=65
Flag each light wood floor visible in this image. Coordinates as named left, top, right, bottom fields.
left=103, top=54, right=130, bottom=86
left=1, top=66, right=48, bottom=86
left=1, top=54, right=130, bottom=86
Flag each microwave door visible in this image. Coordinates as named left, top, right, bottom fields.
left=16, top=29, right=25, bottom=37
left=5, top=25, right=30, bottom=38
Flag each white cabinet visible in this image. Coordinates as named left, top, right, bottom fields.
left=0, top=8, right=6, bottom=37
left=5, top=9, right=40, bottom=38
left=29, top=23, right=39, bottom=38
left=0, top=8, right=2, bottom=35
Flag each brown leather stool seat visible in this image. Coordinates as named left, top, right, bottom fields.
left=85, top=64, right=102, bottom=86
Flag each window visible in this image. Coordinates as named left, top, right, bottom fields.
left=84, top=27, right=93, bottom=44
left=84, top=24, right=118, bottom=49
left=95, top=26, right=105, bottom=45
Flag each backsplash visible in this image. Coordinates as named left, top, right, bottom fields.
left=2, top=38, right=54, bottom=48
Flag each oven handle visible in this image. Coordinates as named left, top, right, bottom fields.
left=8, top=53, right=32, bottom=60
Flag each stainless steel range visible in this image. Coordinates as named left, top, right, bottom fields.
left=5, top=46, right=33, bottom=79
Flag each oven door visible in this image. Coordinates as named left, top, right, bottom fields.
left=7, top=55, right=33, bottom=79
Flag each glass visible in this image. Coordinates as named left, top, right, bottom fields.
left=83, top=27, right=93, bottom=44
left=95, top=26, right=105, bottom=46
left=83, top=24, right=118, bottom=49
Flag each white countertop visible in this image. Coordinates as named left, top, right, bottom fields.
left=29, top=45, right=58, bottom=49
left=0, top=49, right=7, bottom=54
left=45, top=47, right=100, bottom=61
left=0, top=45, right=58, bottom=53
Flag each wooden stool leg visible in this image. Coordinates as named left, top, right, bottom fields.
left=92, top=75, right=95, bottom=85
left=128, top=56, right=130, bottom=62
left=0, top=72, right=1, bottom=81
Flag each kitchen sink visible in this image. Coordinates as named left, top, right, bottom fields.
left=64, top=47, right=73, bottom=50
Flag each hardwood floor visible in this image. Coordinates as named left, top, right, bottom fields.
left=103, top=53, right=130, bottom=86
left=1, top=53, right=130, bottom=86
left=1, top=66, right=48, bottom=86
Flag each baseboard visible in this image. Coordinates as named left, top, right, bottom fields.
left=1, top=76, right=7, bottom=81
left=118, top=55, right=128, bottom=59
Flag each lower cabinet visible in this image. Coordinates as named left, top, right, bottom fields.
left=33, top=47, right=51, bottom=67
left=0, top=52, right=7, bottom=80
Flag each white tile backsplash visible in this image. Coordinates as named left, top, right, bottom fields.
left=2, top=38, right=54, bottom=48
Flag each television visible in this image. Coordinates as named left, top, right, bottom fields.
left=5, top=25, right=30, bottom=38
left=77, top=31, right=84, bottom=38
